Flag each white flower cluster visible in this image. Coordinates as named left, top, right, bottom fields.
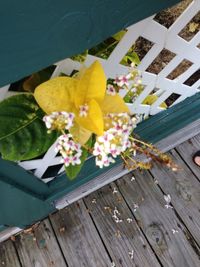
left=93, top=113, right=137, bottom=168
left=43, top=111, right=74, bottom=131
left=114, top=63, right=142, bottom=100
left=55, top=134, right=82, bottom=167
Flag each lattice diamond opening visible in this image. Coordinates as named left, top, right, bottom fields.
left=120, top=36, right=154, bottom=65
left=146, top=49, right=176, bottom=75
left=167, top=59, right=193, bottom=80
left=178, top=10, right=200, bottom=41
left=153, top=0, right=193, bottom=28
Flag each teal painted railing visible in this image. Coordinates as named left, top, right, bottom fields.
left=0, top=0, right=179, bottom=87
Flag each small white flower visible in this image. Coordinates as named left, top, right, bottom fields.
left=71, top=155, right=81, bottom=165
left=164, top=194, right=171, bottom=203
left=113, top=207, right=120, bottom=215
left=131, top=176, right=135, bottom=181
left=106, top=84, right=116, bottom=96
left=115, top=75, right=130, bottom=87
left=133, top=203, right=139, bottom=212
left=154, top=179, right=159, bottom=185
left=164, top=194, right=173, bottom=209
left=98, top=131, right=114, bottom=146
left=127, top=218, right=133, bottom=223
left=43, top=111, right=75, bottom=131
left=110, top=144, right=121, bottom=158
left=165, top=204, right=173, bottom=209
left=113, top=217, right=123, bottom=223
left=103, top=156, right=115, bottom=167
left=79, top=104, right=89, bottom=117
left=129, top=250, right=134, bottom=259
left=111, top=262, right=116, bottom=267
left=112, top=188, right=118, bottom=194
left=43, top=116, right=53, bottom=129
left=93, top=143, right=105, bottom=156
left=95, top=154, right=115, bottom=168
left=95, top=158, right=104, bottom=168
left=172, top=229, right=179, bottom=234
left=92, top=198, right=97, bottom=204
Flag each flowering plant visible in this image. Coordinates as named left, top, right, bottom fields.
left=0, top=60, right=175, bottom=180
left=33, top=60, right=175, bottom=179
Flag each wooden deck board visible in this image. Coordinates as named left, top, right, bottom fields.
left=175, top=135, right=200, bottom=181
left=116, top=172, right=200, bottom=267
left=14, top=220, right=67, bottom=267
left=84, top=183, right=161, bottom=267
left=150, top=149, right=200, bottom=246
left=0, top=240, right=21, bottom=267
left=49, top=201, right=111, bottom=267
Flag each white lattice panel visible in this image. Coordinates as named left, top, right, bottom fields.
left=1, top=0, right=200, bottom=182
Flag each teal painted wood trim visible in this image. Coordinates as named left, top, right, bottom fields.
left=46, top=92, right=200, bottom=203
left=0, top=0, right=180, bottom=87
left=0, top=178, right=55, bottom=228
left=0, top=159, right=55, bottom=228
left=0, top=159, right=50, bottom=198
left=0, top=225, right=7, bottom=232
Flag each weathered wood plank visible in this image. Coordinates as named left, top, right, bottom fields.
left=117, top=172, right=200, bottom=267
left=175, top=133, right=200, bottom=181
left=150, top=149, right=200, bottom=246
left=14, top=220, right=67, bottom=267
left=49, top=200, right=111, bottom=267
left=84, top=183, right=161, bottom=267
left=0, top=240, right=21, bottom=267
left=0, top=227, right=22, bottom=243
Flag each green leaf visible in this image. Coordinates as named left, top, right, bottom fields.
left=142, top=95, right=167, bottom=109
left=127, top=52, right=141, bottom=65
left=123, top=92, right=133, bottom=103
left=121, top=52, right=140, bottom=66
left=70, top=50, right=88, bottom=63
left=0, top=93, right=58, bottom=161
left=65, top=137, right=93, bottom=180
left=112, top=30, right=126, bottom=41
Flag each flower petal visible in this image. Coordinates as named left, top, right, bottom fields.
left=76, top=99, right=104, bottom=136
left=70, top=123, right=92, bottom=145
left=101, top=94, right=130, bottom=115
left=75, top=61, right=106, bottom=107
left=34, top=77, right=78, bottom=114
